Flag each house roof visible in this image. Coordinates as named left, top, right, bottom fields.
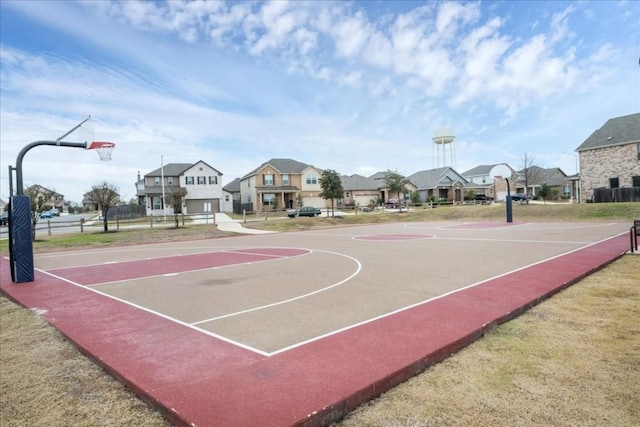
left=461, top=164, right=498, bottom=177
left=146, top=163, right=193, bottom=177
left=368, top=171, right=388, bottom=180
left=576, top=112, right=640, bottom=152
left=519, top=166, right=567, bottom=186
left=223, top=178, right=241, bottom=193
left=408, top=167, right=468, bottom=190
left=341, top=174, right=381, bottom=191
left=184, top=160, right=223, bottom=176
left=242, top=158, right=311, bottom=179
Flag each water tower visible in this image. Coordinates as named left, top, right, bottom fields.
left=432, top=128, right=456, bottom=169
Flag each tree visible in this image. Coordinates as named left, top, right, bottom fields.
left=538, top=183, right=550, bottom=204
left=24, top=185, right=55, bottom=241
left=410, top=190, right=421, bottom=205
left=519, top=153, right=540, bottom=200
left=384, top=170, right=411, bottom=213
left=166, top=187, right=187, bottom=228
left=295, top=193, right=304, bottom=208
left=87, top=182, right=120, bottom=232
left=319, top=169, right=344, bottom=217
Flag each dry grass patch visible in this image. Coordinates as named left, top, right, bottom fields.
left=337, top=255, right=640, bottom=427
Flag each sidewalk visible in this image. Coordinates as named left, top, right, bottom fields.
left=195, top=212, right=276, bottom=234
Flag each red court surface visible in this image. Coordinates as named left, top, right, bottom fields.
left=0, top=221, right=632, bottom=426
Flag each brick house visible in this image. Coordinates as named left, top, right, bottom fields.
left=407, top=167, right=468, bottom=202
left=137, top=160, right=224, bottom=215
left=340, top=174, right=384, bottom=207
left=239, top=158, right=324, bottom=212
left=576, top=112, right=640, bottom=202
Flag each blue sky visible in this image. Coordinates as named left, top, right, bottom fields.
left=1, top=0, right=638, bottom=204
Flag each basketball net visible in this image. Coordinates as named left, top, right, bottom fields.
left=87, top=141, right=116, bottom=161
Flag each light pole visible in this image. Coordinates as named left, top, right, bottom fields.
left=161, top=155, right=166, bottom=221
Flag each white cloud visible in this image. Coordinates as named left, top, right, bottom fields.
left=1, top=0, right=638, bottom=203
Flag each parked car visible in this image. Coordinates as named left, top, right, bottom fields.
left=49, top=208, right=60, bottom=217
left=473, top=194, right=493, bottom=204
left=511, top=193, right=528, bottom=201
left=287, top=206, right=322, bottom=218
left=40, top=210, right=52, bottom=219
left=0, top=211, right=8, bottom=226
left=385, top=198, right=405, bottom=208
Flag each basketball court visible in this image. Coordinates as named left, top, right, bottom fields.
left=0, top=220, right=631, bottom=426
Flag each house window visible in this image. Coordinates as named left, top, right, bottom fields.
left=264, top=174, right=274, bottom=185
left=225, top=195, right=230, bottom=202
left=282, top=174, right=290, bottom=185
left=306, top=175, right=317, bottom=185
left=209, top=176, right=218, bottom=185
left=186, top=176, right=194, bottom=185
left=167, top=177, right=174, bottom=185
left=152, top=196, right=162, bottom=210
left=262, top=193, right=276, bottom=205
left=197, top=176, right=206, bottom=185
left=637, top=143, right=640, bottom=160
left=609, top=177, right=619, bottom=188
left=154, top=177, right=160, bottom=185
left=632, top=176, right=640, bottom=187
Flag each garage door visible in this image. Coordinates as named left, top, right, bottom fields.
left=302, top=197, right=325, bottom=208
left=185, top=199, right=220, bottom=214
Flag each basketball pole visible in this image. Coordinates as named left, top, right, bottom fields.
left=9, top=117, right=91, bottom=283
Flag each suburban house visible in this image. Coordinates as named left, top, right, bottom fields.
left=368, top=171, right=417, bottom=204
left=340, top=174, right=384, bottom=207
left=26, top=185, right=65, bottom=212
left=462, top=164, right=516, bottom=201
left=407, top=167, right=469, bottom=203
left=137, top=160, right=224, bottom=215
left=576, top=112, right=640, bottom=202
left=222, top=178, right=241, bottom=214
left=516, top=166, right=569, bottom=200
left=239, top=158, right=324, bottom=212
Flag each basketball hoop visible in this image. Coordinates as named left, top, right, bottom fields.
left=87, top=141, right=115, bottom=161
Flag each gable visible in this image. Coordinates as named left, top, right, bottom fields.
left=184, top=161, right=223, bottom=177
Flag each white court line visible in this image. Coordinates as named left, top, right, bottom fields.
left=404, top=221, right=622, bottom=231
left=267, top=231, right=628, bottom=356
left=86, top=248, right=312, bottom=287
left=37, top=268, right=272, bottom=356
left=191, top=249, right=362, bottom=325
left=436, top=237, right=592, bottom=245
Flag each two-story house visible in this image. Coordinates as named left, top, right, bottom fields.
left=462, top=164, right=516, bottom=201
left=239, top=159, right=324, bottom=212
left=576, top=112, right=640, bottom=202
left=26, top=184, right=65, bottom=212
left=138, top=160, right=224, bottom=215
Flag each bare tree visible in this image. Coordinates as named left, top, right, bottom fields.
left=519, top=153, right=540, bottom=198
left=167, top=187, right=187, bottom=228
left=87, top=182, right=120, bottom=232
left=24, top=185, right=55, bottom=241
